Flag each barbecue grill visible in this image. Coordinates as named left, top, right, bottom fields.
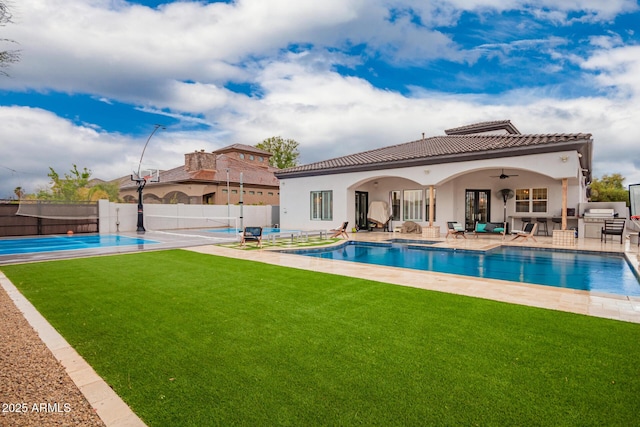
left=583, top=208, right=616, bottom=239
left=583, top=208, right=616, bottom=222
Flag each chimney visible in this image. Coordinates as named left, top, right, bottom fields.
left=185, top=150, right=217, bottom=172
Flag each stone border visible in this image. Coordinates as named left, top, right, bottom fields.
left=0, top=272, right=146, bottom=427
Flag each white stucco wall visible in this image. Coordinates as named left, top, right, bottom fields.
left=98, top=201, right=277, bottom=233
left=279, top=151, right=586, bottom=232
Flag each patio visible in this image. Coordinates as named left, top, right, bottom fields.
left=190, top=230, right=640, bottom=324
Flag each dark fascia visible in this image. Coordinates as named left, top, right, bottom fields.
left=275, top=138, right=593, bottom=179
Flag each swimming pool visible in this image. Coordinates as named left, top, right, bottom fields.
left=0, top=235, right=159, bottom=255
left=297, top=242, right=640, bottom=296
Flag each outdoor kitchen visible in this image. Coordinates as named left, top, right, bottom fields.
left=578, top=202, right=629, bottom=239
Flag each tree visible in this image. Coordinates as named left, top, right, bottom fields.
left=589, top=173, right=629, bottom=205
left=36, top=165, right=92, bottom=201
left=1, top=1, right=20, bottom=77
left=88, top=181, right=121, bottom=202
left=256, top=136, right=300, bottom=169
left=33, top=165, right=120, bottom=202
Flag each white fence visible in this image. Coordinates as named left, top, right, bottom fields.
left=98, top=200, right=279, bottom=234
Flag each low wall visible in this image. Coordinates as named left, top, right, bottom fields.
left=98, top=201, right=278, bottom=234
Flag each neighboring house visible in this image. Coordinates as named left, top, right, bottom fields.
left=275, top=120, right=593, bottom=234
left=118, top=144, right=280, bottom=205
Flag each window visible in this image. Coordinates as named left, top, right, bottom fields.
left=232, top=190, right=238, bottom=194
left=239, top=153, right=245, bottom=159
left=268, top=192, right=274, bottom=196
left=222, top=189, right=228, bottom=194
left=310, top=191, right=333, bottom=220
left=390, top=191, right=401, bottom=221
left=516, top=188, right=548, bottom=213
left=258, top=156, right=264, bottom=162
left=249, top=155, right=254, bottom=160
left=425, top=188, right=436, bottom=221
left=257, top=191, right=263, bottom=195
left=249, top=191, right=255, bottom=195
left=403, top=190, right=423, bottom=221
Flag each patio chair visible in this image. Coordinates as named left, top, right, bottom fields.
left=601, top=219, right=625, bottom=244
left=382, top=216, right=393, bottom=232
left=446, top=221, right=466, bottom=239
left=240, top=226, right=263, bottom=247
left=330, top=221, right=349, bottom=239
left=511, top=222, right=538, bottom=242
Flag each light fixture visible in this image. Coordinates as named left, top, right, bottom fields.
left=560, top=156, right=569, bottom=163
left=424, top=169, right=430, bottom=175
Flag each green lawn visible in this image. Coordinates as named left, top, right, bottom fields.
left=3, top=249, right=640, bottom=426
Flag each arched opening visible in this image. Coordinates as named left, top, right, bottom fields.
left=163, top=191, right=190, bottom=204
left=143, top=193, right=162, bottom=204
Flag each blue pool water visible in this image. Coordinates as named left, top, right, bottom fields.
left=299, top=242, right=640, bottom=296
left=0, top=235, right=159, bottom=255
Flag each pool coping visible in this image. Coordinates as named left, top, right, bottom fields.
left=186, top=244, right=640, bottom=324
left=278, top=239, right=640, bottom=290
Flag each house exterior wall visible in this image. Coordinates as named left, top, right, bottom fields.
left=279, top=151, right=586, bottom=233
left=120, top=183, right=279, bottom=206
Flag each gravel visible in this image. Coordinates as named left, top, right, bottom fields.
left=0, top=285, right=106, bottom=427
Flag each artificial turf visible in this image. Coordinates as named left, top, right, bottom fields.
left=2, top=249, right=639, bottom=426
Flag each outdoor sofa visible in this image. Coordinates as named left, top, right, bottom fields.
left=473, top=221, right=508, bottom=239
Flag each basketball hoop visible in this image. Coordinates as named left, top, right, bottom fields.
left=139, top=168, right=160, bottom=183
left=133, top=124, right=165, bottom=233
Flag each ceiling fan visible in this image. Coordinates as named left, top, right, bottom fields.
left=491, top=169, right=519, bottom=179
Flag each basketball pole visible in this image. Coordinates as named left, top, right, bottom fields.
left=133, top=124, right=165, bottom=233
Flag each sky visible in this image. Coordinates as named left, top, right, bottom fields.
left=1, top=0, right=640, bottom=198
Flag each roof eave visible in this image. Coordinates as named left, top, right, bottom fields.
left=275, top=139, right=592, bottom=179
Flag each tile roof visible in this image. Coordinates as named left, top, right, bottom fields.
left=214, top=143, right=272, bottom=156
left=445, top=120, right=521, bottom=135
left=118, top=153, right=279, bottom=190
left=275, top=132, right=592, bottom=178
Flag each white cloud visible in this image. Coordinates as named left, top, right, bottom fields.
left=581, top=45, right=640, bottom=96
left=447, top=0, right=638, bottom=23
left=1, top=0, right=640, bottom=198
left=3, top=59, right=640, bottom=198
left=2, top=0, right=464, bottom=97
left=0, top=106, right=212, bottom=197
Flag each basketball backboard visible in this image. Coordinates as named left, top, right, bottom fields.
left=140, top=169, right=160, bottom=183
left=630, top=184, right=640, bottom=217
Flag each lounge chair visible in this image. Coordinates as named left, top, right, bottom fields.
left=446, top=221, right=466, bottom=239
left=240, top=226, right=263, bottom=247
left=601, top=219, right=625, bottom=244
left=367, top=201, right=390, bottom=231
left=330, top=221, right=349, bottom=239
left=511, top=223, right=537, bottom=242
